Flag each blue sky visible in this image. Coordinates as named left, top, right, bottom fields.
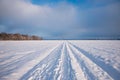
left=0, top=0, right=120, bottom=39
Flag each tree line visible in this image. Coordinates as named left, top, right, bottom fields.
left=0, top=32, right=43, bottom=40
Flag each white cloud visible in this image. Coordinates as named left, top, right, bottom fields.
left=0, top=0, right=77, bottom=33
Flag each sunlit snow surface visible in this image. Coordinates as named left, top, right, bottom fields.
left=0, top=40, right=120, bottom=80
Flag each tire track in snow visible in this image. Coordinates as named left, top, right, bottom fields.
left=68, top=42, right=113, bottom=80
left=63, top=43, right=76, bottom=80
left=66, top=42, right=87, bottom=80
left=69, top=42, right=120, bottom=80
left=53, top=43, right=65, bottom=80
left=20, top=43, right=64, bottom=80
left=67, top=43, right=95, bottom=80
left=54, top=42, right=76, bottom=80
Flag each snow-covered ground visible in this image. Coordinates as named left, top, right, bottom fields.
left=0, top=40, right=120, bottom=80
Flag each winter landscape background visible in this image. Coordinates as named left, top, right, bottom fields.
left=0, top=0, right=120, bottom=80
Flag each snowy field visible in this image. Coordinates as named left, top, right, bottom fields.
left=0, top=40, right=120, bottom=80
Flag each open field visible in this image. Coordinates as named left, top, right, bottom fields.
left=0, top=40, right=120, bottom=80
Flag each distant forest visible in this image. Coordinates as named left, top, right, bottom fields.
left=0, top=32, right=43, bottom=40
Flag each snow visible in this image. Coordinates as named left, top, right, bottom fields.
left=0, top=40, right=120, bottom=80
